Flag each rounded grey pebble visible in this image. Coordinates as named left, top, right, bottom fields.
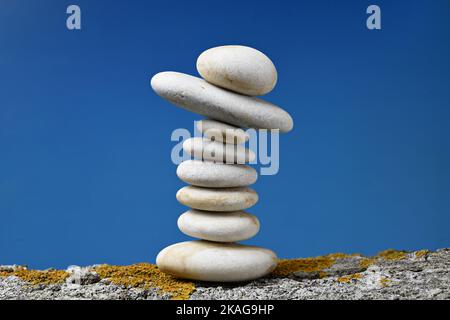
left=156, top=240, right=278, bottom=282
left=177, top=160, right=257, bottom=188
left=196, top=119, right=249, bottom=144
left=197, top=45, right=277, bottom=96
left=183, top=137, right=255, bottom=164
left=176, top=186, right=258, bottom=211
left=151, top=71, right=293, bottom=132
left=177, top=209, right=260, bottom=242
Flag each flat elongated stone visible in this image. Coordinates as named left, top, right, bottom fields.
left=177, top=160, right=257, bottom=188
left=177, top=209, right=260, bottom=242
left=196, top=119, right=249, bottom=144
left=156, top=240, right=278, bottom=282
left=197, top=45, right=277, bottom=96
left=183, top=137, right=255, bottom=164
left=151, top=72, right=293, bottom=132
left=176, top=186, right=258, bottom=211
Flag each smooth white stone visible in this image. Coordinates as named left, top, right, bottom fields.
left=156, top=240, right=278, bottom=282
left=151, top=72, right=293, bottom=133
left=197, top=45, right=277, bottom=96
left=177, top=209, right=260, bottom=242
left=183, top=137, right=255, bottom=164
left=196, top=119, right=249, bottom=144
left=177, top=160, right=257, bottom=188
left=176, top=186, right=258, bottom=211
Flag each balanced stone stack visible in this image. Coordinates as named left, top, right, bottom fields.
left=151, top=45, right=293, bottom=282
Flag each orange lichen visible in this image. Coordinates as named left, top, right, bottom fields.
left=359, top=250, right=407, bottom=268
left=359, top=258, right=376, bottom=269
left=377, top=249, right=407, bottom=261
left=415, top=250, right=429, bottom=259
left=272, top=256, right=336, bottom=276
left=337, top=273, right=362, bottom=283
left=326, top=253, right=358, bottom=259
left=0, top=248, right=425, bottom=297
left=0, top=267, right=68, bottom=285
left=94, top=263, right=195, bottom=300
left=380, top=277, right=391, bottom=287
left=272, top=251, right=367, bottom=277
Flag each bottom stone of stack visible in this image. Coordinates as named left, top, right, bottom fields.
left=156, top=240, right=278, bottom=282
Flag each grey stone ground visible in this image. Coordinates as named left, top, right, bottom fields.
left=1, top=248, right=449, bottom=300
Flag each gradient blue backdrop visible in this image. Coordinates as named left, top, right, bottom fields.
left=1, top=0, right=449, bottom=269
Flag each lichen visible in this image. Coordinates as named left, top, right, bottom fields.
left=326, top=253, right=360, bottom=259
left=272, top=256, right=336, bottom=277
left=0, top=267, right=68, bottom=285
left=358, top=250, right=407, bottom=269
left=273, top=249, right=412, bottom=277
left=377, top=249, right=407, bottom=260
left=359, top=258, right=376, bottom=269
left=337, top=273, right=362, bottom=283
left=272, top=251, right=369, bottom=277
left=0, top=248, right=423, bottom=296
left=94, top=263, right=195, bottom=300
left=415, top=250, right=429, bottom=259
left=380, top=277, right=391, bottom=287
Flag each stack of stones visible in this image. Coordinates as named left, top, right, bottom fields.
left=151, top=45, right=293, bottom=282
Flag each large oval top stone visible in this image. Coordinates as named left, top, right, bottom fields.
left=151, top=72, right=293, bottom=133
left=156, top=240, right=278, bottom=282
left=177, top=209, right=260, bottom=242
left=197, top=45, right=277, bottom=96
left=177, top=160, right=257, bottom=188
left=176, top=186, right=258, bottom=211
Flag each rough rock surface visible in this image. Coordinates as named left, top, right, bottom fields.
left=1, top=248, right=449, bottom=300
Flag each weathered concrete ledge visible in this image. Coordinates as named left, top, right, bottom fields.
left=1, top=248, right=449, bottom=300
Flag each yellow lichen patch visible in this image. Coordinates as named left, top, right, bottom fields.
left=0, top=267, right=68, bottom=285
left=380, top=277, right=391, bottom=288
left=415, top=250, right=429, bottom=259
left=272, top=256, right=336, bottom=277
left=326, top=253, right=359, bottom=259
left=359, top=258, right=376, bottom=269
left=377, top=249, right=407, bottom=260
left=94, top=263, right=195, bottom=300
left=337, top=273, right=362, bottom=283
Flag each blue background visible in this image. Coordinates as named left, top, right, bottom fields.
left=1, top=0, right=449, bottom=269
